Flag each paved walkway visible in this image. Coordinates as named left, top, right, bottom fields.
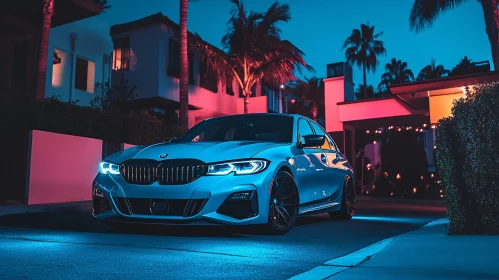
left=0, top=201, right=91, bottom=217
left=291, top=218, right=499, bottom=280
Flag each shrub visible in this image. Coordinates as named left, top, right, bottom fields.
left=0, top=93, right=184, bottom=145
left=436, top=82, right=499, bottom=234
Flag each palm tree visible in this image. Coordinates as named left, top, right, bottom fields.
left=287, top=77, right=324, bottom=122
left=416, top=58, right=450, bottom=81
left=409, top=0, right=499, bottom=69
left=190, top=0, right=311, bottom=114
left=355, top=84, right=376, bottom=100
left=451, top=56, right=476, bottom=75
left=378, top=58, right=414, bottom=92
left=179, top=0, right=189, bottom=131
left=342, top=23, right=386, bottom=99
left=35, top=0, right=54, bottom=100
left=35, top=0, right=108, bottom=100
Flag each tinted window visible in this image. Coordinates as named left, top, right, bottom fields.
left=298, top=119, right=314, bottom=144
left=178, top=115, right=293, bottom=143
left=325, top=133, right=337, bottom=151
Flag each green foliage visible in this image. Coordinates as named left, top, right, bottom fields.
left=436, top=82, right=499, bottom=234
left=91, top=72, right=136, bottom=110
left=0, top=94, right=183, bottom=145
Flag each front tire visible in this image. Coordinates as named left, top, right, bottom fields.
left=265, top=170, right=299, bottom=235
left=329, top=176, right=355, bottom=220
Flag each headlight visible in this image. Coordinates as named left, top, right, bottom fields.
left=99, top=161, right=120, bottom=175
left=207, top=159, right=268, bottom=175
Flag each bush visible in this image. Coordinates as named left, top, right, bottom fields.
left=0, top=93, right=184, bottom=145
left=436, top=82, right=499, bottom=234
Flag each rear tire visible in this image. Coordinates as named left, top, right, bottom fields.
left=264, top=170, right=299, bottom=235
left=328, top=176, right=355, bottom=220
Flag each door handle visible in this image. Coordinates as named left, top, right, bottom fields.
left=320, top=153, right=327, bottom=164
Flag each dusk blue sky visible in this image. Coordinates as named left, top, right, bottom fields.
left=99, top=0, right=490, bottom=88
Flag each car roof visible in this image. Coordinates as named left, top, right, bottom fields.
left=204, top=113, right=306, bottom=122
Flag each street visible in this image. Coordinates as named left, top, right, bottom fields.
left=0, top=197, right=445, bottom=280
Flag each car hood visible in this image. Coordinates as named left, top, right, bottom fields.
left=106, top=141, right=287, bottom=163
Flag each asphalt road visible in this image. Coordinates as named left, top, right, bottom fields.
left=0, top=197, right=445, bottom=280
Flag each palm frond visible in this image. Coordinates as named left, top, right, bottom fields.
left=409, top=0, right=467, bottom=33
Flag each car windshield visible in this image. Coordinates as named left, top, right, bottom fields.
left=177, top=115, right=294, bottom=143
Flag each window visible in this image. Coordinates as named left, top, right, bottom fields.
left=298, top=119, right=314, bottom=145
left=52, top=49, right=66, bottom=87
left=324, top=133, right=338, bottom=152
left=226, top=77, right=234, bottom=95
left=113, top=37, right=130, bottom=71
left=168, top=38, right=180, bottom=77
left=310, top=121, right=331, bottom=150
left=200, top=61, right=218, bottom=93
left=188, top=52, right=194, bottom=85
left=178, top=115, right=293, bottom=143
left=168, top=38, right=194, bottom=84
left=74, top=56, right=95, bottom=93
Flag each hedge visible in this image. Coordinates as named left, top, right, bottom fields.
left=436, top=82, right=499, bottom=234
left=0, top=94, right=184, bottom=145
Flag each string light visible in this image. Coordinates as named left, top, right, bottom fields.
left=396, top=173, right=401, bottom=180
left=413, top=188, right=417, bottom=194
left=364, top=124, right=434, bottom=134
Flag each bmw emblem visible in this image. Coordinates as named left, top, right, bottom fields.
left=159, top=153, right=168, bottom=159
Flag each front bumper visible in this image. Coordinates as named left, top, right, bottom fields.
left=92, top=167, right=274, bottom=226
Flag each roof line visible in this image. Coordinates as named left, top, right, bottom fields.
left=110, top=12, right=224, bottom=53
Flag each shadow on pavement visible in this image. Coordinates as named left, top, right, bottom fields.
left=0, top=198, right=446, bottom=238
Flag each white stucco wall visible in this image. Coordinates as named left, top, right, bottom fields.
left=112, top=21, right=270, bottom=118
left=45, top=16, right=113, bottom=106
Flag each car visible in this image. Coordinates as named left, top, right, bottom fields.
left=92, top=113, right=355, bottom=234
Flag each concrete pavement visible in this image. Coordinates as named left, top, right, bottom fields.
left=291, top=218, right=499, bottom=280
left=0, top=197, right=445, bottom=280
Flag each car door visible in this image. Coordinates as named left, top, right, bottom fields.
left=293, top=118, right=321, bottom=204
left=307, top=121, right=339, bottom=199
left=295, top=118, right=328, bottom=203
left=316, top=124, right=348, bottom=197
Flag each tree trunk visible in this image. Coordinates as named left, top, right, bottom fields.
left=362, top=61, right=367, bottom=99
left=481, top=0, right=499, bottom=70
left=179, top=0, right=189, bottom=130
left=35, top=0, right=54, bottom=100
left=244, top=89, right=250, bottom=114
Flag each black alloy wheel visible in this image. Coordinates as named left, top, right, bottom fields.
left=266, top=170, right=299, bottom=234
left=329, top=176, right=355, bottom=220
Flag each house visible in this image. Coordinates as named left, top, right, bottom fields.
left=322, top=61, right=498, bottom=186
left=109, top=13, right=283, bottom=127
left=45, top=16, right=113, bottom=105
left=0, top=0, right=104, bottom=96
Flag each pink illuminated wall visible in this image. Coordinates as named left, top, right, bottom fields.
left=27, top=130, right=103, bottom=205
left=337, top=97, right=413, bottom=122
left=236, top=96, right=268, bottom=114
left=323, top=76, right=346, bottom=132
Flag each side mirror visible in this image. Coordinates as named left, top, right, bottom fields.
left=301, top=134, right=325, bottom=148
left=163, top=137, right=178, bottom=143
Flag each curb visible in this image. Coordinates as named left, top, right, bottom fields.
left=289, top=218, right=449, bottom=280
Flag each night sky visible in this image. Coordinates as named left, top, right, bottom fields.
left=98, top=0, right=490, bottom=87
